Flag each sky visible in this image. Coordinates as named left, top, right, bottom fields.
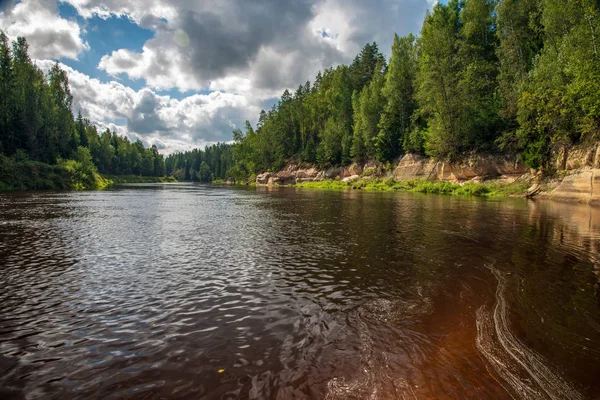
left=0, top=0, right=437, bottom=154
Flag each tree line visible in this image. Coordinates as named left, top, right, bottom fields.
left=164, top=143, right=234, bottom=182
left=171, top=0, right=599, bottom=182
left=0, top=33, right=165, bottom=179
left=4, top=0, right=598, bottom=186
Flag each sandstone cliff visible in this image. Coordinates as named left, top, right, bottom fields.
left=537, top=144, right=600, bottom=206
left=255, top=144, right=600, bottom=206
left=256, top=154, right=528, bottom=186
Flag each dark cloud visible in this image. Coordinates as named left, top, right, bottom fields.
left=344, top=0, right=429, bottom=53
left=26, top=0, right=434, bottom=151
left=136, top=0, right=325, bottom=87
left=96, top=0, right=432, bottom=95
left=27, top=28, right=83, bottom=57
left=127, top=89, right=168, bottom=134
left=138, top=14, right=167, bottom=30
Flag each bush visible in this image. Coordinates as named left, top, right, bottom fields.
left=58, top=147, right=107, bottom=190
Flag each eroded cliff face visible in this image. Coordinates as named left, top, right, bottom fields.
left=538, top=144, right=600, bottom=206
left=255, top=144, right=600, bottom=206
left=391, top=154, right=528, bottom=182
left=256, top=154, right=528, bottom=187
left=543, top=170, right=600, bottom=205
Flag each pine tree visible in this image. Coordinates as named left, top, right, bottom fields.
left=415, top=1, right=464, bottom=158
left=496, top=0, right=543, bottom=131
left=457, top=0, right=501, bottom=151
left=351, top=61, right=386, bottom=161
left=377, top=34, right=418, bottom=161
left=0, top=31, right=14, bottom=155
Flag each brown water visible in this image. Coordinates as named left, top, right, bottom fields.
left=0, top=183, right=599, bottom=399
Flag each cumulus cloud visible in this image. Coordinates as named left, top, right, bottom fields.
left=36, top=60, right=259, bottom=154
left=0, top=0, right=89, bottom=59
left=61, top=0, right=176, bottom=22
left=72, top=0, right=432, bottom=98
left=94, top=0, right=339, bottom=95
left=2, top=0, right=434, bottom=152
left=311, top=0, right=432, bottom=58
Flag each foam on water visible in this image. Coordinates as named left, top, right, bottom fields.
left=476, top=263, right=584, bottom=400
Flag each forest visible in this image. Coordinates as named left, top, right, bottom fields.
left=168, top=0, right=600, bottom=183
left=2, top=0, right=599, bottom=187
left=0, top=33, right=165, bottom=190
left=164, top=143, right=234, bottom=182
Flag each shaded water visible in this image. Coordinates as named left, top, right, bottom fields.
left=1, top=183, right=599, bottom=399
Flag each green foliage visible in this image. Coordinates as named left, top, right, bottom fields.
left=416, top=0, right=502, bottom=159
left=515, top=0, right=600, bottom=167
left=316, top=117, right=347, bottom=166
left=378, top=34, right=418, bottom=160
left=415, top=2, right=464, bottom=158
left=165, top=142, right=234, bottom=181
left=0, top=153, right=65, bottom=190
left=191, top=0, right=598, bottom=175
left=197, top=161, right=213, bottom=182
left=0, top=151, right=109, bottom=191
left=349, top=42, right=387, bottom=91
left=0, top=34, right=166, bottom=191
left=103, top=175, right=176, bottom=184
left=351, top=61, right=386, bottom=161
left=5, top=0, right=594, bottom=184
left=496, top=0, right=543, bottom=129
left=295, top=177, right=529, bottom=197
left=403, top=126, right=426, bottom=154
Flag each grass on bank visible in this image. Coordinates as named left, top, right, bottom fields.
left=0, top=150, right=177, bottom=191
left=293, top=177, right=530, bottom=197
left=0, top=150, right=109, bottom=191
left=102, top=175, right=177, bottom=184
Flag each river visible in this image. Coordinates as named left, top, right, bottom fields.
left=1, top=183, right=599, bottom=399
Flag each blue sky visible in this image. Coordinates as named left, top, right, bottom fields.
left=1, top=0, right=437, bottom=153
left=57, top=2, right=152, bottom=93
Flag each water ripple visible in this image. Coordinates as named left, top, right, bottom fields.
left=1, top=184, right=599, bottom=398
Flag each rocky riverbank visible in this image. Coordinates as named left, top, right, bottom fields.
left=536, top=145, right=600, bottom=205
left=255, top=144, right=600, bottom=206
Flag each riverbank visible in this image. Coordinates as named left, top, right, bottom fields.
left=0, top=154, right=106, bottom=191
left=0, top=154, right=176, bottom=191
left=103, top=175, right=177, bottom=184
left=255, top=144, right=600, bottom=205
left=293, top=178, right=530, bottom=197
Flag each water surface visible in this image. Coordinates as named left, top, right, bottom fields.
left=1, top=184, right=599, bottom=399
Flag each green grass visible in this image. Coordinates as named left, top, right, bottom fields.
left=293, top=177, right=529, bottom=197
left=102, top=175, right=177, bottom=184
left=212, top=177, right=256, bottom=186
left=293, top=179, right=350, bottom=190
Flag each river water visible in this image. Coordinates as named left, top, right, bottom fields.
left=0, top=183, right=599, bottom=399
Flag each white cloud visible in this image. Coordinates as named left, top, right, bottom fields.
left=0, top=0, right=89, bottom=59
left=36, top=60, right=259, bottom=154
left=61, top=0, right=176, bottom=22
left=98, top=46, right=205, bottom=92
left=2, top=0, right=434, bottom=152
left=79, top=0, right=432, bottom=99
